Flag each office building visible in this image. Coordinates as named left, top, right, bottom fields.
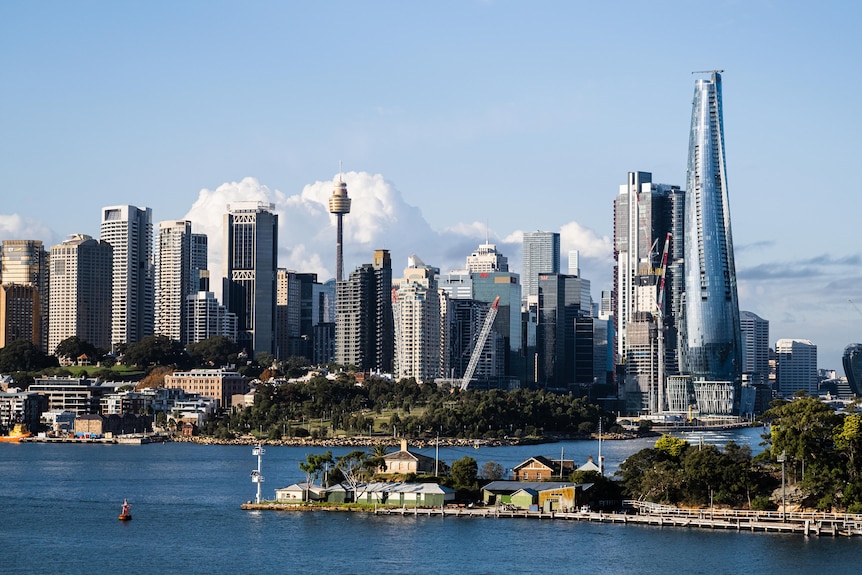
left=1, top=240, right=49, bottom=350
left=776, top=338, right=818, bottom=396
left=276, top=270, right=322, bottom=359
left=155, top=220, right=207, bottom=343
left=536, top=274, right=588, bottom=388
left=223, top=202, right=278, bottom=356
left=679, top=72, right=742, bottom=392
left=740, top=311, right=770, bottom=386
left=613, top=171, right=683, bottom=372
left=48, top=235, right=113, bottom=353
left=466, top=242, right=509, bottom=273
left=335, top=249, right=393, bottom=373
left=842, top=344, right=862, bottom=397
left=522, top=231, right=560, bottom=304
left=100, top=205, right=154, bottom=347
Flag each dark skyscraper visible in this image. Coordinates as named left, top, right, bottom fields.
left=680, top=71, right=742, bottom=391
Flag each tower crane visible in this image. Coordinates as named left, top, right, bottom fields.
left=460, top=297, right=500, bottom=391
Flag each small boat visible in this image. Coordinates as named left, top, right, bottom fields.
left=118, top=499, right=132, bottom=521
left=0, top=424, right=32, bottom=443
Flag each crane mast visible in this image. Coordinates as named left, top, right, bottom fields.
left=460, top=297, right=500, bottom=391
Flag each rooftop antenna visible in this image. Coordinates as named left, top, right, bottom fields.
left=691, top=69, right=724, bottom=75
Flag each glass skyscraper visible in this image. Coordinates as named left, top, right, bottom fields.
left=680, top=71, right=742, bottom=390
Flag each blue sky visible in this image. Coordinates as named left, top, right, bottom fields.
left=1, top=1, right=860, bottom=370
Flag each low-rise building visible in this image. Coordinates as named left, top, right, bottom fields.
left=163, top=369, right=249, bottom=409
left=381, top=439, right=437, bottom=475
left=511, top=456, right=574, bottom=481
left=0, top=390, right=44, bottom=430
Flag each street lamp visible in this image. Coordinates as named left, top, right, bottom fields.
left=777, top=450, right=787, bottom=522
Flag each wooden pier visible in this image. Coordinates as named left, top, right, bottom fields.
left=242, top=500, right=862, bottom=537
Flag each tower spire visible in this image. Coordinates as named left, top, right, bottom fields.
left=329, top=166, right=352, bottom=282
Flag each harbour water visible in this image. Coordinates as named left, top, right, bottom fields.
left=3, top=427, right=860, bottom=575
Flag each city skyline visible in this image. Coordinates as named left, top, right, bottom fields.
left=1, top=2, right=860, bottom=370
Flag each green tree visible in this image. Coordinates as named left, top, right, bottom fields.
left=450, top=456, right=478, bottom=490
left=187, top=336, right=239, bottom=367
left=122, top=335, right=189, bottom=369
left=337, top=450, right=372, bottom=502
left=480, top=461, right=505, bottom=480
left=0, top=339, right=57, bottom=373
left=53, top=336, right=99, bottom=363
left=654, top=434, right=689, bottom=458
left=299, top=451, right=334, bottom=499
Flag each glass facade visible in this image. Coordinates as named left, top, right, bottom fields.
left=842, top=344, right=862, bottom=397
left=680, top=72, right=742, bottom=393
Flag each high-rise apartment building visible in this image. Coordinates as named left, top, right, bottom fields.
left=100, top=205, right=154, bottom=347
left=185, top=289, right=237, bottom=345
left=335, top=249, right=393, bottom=373
left=679, top=72, right=742, bottom=391
left=393, top=256, right=444, bottom=382
left=522, top=231, right=560, bottom=304
left=276, top=270, right=322, bottom=359
left=223, top=202, right=278, bottom=356
left=48, top=234, right=113, bottom=353
left=740, top=311, right=770, bottom=386
left=1, top=240, right=49, bottom=351
left=0, top=284, right=40, bottom=348
left=155, top=220, right=207, bottom=343
left=776, top=338, right=818, bottom=396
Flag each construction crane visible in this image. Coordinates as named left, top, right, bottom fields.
left=460, top=297, right=500, bottom=391
left=654, top=233, right=672, bottom=413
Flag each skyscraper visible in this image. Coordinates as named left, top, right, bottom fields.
left=335, top=249, right=393, bottom=372
left=329, top=175, right=351, bottom=282
left=223, top=202, right=278, bottom=356
left=842, top=344, right=862, bottom=397
left=0, top=284, right=40, bottom=349
left=466, top=242, right=508, bottom=273
left=522, top=231, right=560, bottom=304
left=101, top=205, right=154, bottom=347
left=155, top=220, right=207, bottom=343
left=1, top=240, right=49, bottom=351
left=536, top=274, right=588, bottom=387
left=679, top=71, right=742, bottom=390
left=740, top=311, right=770, bottom=386
left=48, top=234, right=113, bottom=353
left=393, top=256, right=444, bottom=382
left=776, top=339, right=818, bottom=396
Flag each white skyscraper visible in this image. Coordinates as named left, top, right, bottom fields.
left=393, top=256, right=444, bottom=382
left=466, top=242, right=509, bottom=273
left=100, top=205, right=154, bottom=347
left=155, top=220, right=207, bottom=343
left=776, top=338, right=818, bottom=396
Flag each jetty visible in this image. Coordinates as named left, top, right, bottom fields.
left=241, top=499, right=862, bottom=537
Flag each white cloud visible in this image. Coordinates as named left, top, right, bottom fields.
left=0, top=213, right=56, bottom=246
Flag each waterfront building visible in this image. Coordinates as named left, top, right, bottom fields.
left=100, top=205, right=154, bottom=347
left=0, top=240, right=49, bottom=350
left=842, top=343, right=862, bottom=397
left=28, top=376, right=124, bottom=415
left=740, top=311, right=770, bottom=387
left=776, top=338, right=818, bottom=396
left=522, top=231, right=560, bottom=304
left=393, top=256, right=444, bottom=382
left=335, top=249, right=393, bottom=373
left=0, top=390, right=43, bottom=430
left=48, top=234, right=113, bottom=353
left=155, top=220, right=207, bottom=343
left=679, top=72, right=742, bottom=399
left=163, top=368, right=249, bottom=409
left=0, top=284, right=40, bottom=349
left=223, top=202, right=278, bottom=357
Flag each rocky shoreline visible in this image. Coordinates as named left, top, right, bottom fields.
left=170, top=432, right=642, bottom=448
